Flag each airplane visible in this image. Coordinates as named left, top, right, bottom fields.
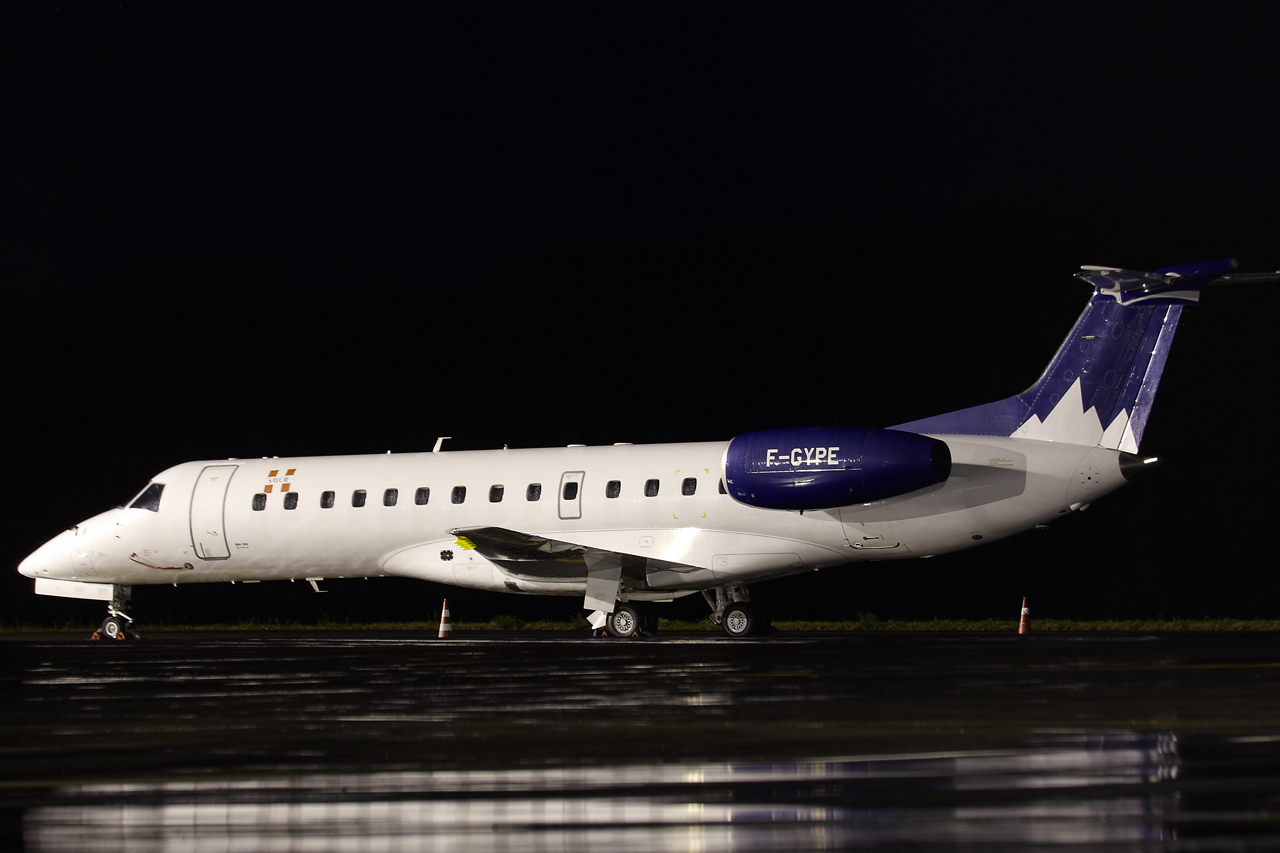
left=18, top=259, right=1277, bottom=639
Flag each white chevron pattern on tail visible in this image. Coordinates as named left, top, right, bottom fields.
left=1011, top=378, right=1137, bottom=452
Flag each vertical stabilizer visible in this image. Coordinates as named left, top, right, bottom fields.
left=1008, top=297, right=1180, bottom=453
left=894, top=259, right=1253, bottom=451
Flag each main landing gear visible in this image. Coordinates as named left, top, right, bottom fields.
left=588, top=584, right=772, bottom=639
left=703, top=583, right=771, bottom=639
left=91, top=585, right=141, bottom=641
left=592, top=601, right=660, bottom=638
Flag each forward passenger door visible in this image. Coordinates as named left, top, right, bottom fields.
left=190, top=465, right=238, bottom=559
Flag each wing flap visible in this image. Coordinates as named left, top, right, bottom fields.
left=449, top=526, right=689, bottom=584
left=452, top=526, right=585, bottom=563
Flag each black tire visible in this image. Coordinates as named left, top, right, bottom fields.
left=722, top=603, right=758, bottom=638
left=608, top=605, right=641, bottom=637
left=628, top=603, right=658, bottom=636
left=101, top=615, right=128, bottom=639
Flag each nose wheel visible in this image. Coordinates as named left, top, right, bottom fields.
left=91, top=586, right=141, bottom=640
left=93, top=613, right=140, bottom=641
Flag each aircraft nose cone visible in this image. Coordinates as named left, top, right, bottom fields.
left=18, top=531, right=71, bottom=579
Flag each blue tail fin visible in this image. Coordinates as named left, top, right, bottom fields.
left=895, top=259, right=1269, bottom=452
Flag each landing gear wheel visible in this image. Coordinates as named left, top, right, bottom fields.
left=608, top=605, right=641, bottom=637
left=722, top=603, right=759, bottom=638
left=100, top=615, right=129, bottom=640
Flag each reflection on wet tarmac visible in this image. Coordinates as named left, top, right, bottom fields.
left=25, top=735, right=1191, bottom=851
left=4, top=632, right=1279, bottom=851
left=27, top=732, right=1280, bottom=852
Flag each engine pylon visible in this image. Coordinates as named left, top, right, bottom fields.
left=438, top=599, right=453, bottom=639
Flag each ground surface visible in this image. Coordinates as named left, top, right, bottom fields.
left=2, top=631, right=1278, bottom=851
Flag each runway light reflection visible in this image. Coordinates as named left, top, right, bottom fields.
left=25, top=734, right=1189, bottom=852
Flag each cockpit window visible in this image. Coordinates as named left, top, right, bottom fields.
left=130, top=483, right=164, bottom=512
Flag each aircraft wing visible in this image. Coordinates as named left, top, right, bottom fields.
left=451, top=526, right=587, bottom=566
left=449, top=525, right=690, bottom=582
left=450, top=525, right=704, bottom=610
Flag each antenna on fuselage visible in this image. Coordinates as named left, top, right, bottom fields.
left=433, top=436, right=451, bottom=453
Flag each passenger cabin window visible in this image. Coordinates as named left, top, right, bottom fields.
left=489, top=485, right=504, bottom=502
left=352, top=490, right=367, bottom=508
left=451, top=486, right=466, bottom=504
left=384, top=488, right=398, bottom=507
left=526, top=483, right=541, bottom=501
left=415, top=487, right=430, bottom=505
left=563, top=481, right=579, bottom=501
left=321, top=491, right=335, bottom=508
left=252, top=493, right=267, bottom=511
left=284, top=492, right=299, bottom=510
left=644, top=479, right=660, bottom=497
left=682, top=477, right=697, bottom=496
left=130, top=483, right=164, bottom=512
left=606, top=480, right=621, bottom=499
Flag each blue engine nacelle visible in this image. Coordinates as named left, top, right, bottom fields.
left=723, top=427, right=951, bottom=511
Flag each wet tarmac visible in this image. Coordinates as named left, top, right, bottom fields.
left=2, top=631, right=1278, bottom=851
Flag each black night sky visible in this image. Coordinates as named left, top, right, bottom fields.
left=5, top=5, right=1277, bottom=627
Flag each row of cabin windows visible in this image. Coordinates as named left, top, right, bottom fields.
left=250, top=477, right=720, bottom=511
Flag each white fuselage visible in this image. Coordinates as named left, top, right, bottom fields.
left=18, top=435, right=1129, bottom=599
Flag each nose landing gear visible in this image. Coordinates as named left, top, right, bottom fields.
left=91, top=585, right=141, bottom=641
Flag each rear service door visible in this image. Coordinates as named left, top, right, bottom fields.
left=190, top=465, right=238, bottom=559
left=558, top=471, right=585, bottom=520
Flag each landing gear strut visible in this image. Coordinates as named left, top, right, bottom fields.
left=703, top=584, right=770, bottom=638
left=92, top=585, right=140, bottom=641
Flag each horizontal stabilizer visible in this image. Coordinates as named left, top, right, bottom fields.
left=1212, top=271, right=1280, bottom=284
left=1077, top=258, right=1277, bottom=306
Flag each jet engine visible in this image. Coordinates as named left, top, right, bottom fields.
left=723, top=427, right=951, bottom=511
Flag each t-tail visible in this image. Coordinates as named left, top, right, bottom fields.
left=896, top=259, right=1279, bottom=452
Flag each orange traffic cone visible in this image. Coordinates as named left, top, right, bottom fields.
left=438, top=599, right=453, bottom=639
left=1018, top=597, right=1030, bottom=635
